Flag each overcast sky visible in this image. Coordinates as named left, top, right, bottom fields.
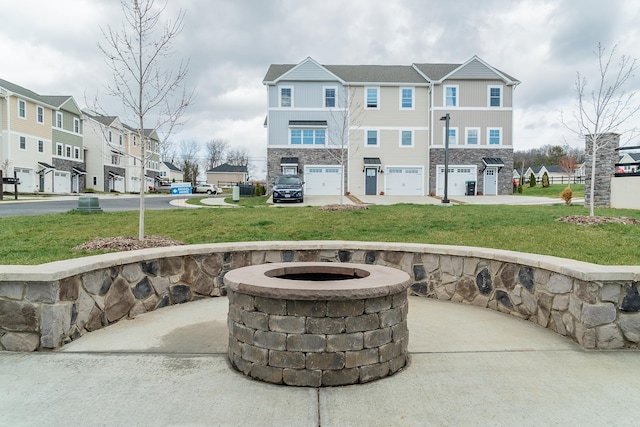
left=1, top=0, right=639, bottom=177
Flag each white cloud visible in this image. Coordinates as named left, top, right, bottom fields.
left=1, top=0, right=639, bottom=174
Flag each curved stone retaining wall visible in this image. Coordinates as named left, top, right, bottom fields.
left=0, top=241, right=639, bottom=352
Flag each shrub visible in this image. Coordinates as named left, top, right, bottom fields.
left=560, top=186, right=573, bottom=205
left=529, top=172, right=537, bottom=187
left=542, top=171, right=550, bottom=188
left=517, top=184, right=523, bottom=194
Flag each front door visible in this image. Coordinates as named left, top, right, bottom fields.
left=365, top=168, right=377, bottom=195
left=39, top=173, right=45, bottom=192
left=484, top=167, right=498, bottom=195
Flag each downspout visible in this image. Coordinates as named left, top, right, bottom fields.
left=427, top=84, right=433, bottom=196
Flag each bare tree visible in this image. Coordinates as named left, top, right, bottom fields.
left=226, top=147, right=250, bottom=166
left=178, top=140, right=201, bottom=185
left=559, top=154, right=578, bottom=188
left=205, top=139, right=228, bottom=170
left=327, top=86, right=364, bottom=204
left=99, top=0, right=192, bottom=240
left=561, top=43, right=640, bottom=216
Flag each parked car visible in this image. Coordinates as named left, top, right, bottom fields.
left=155, top=182, right=173, bottom=193
left=272, top=175, right=304, bottom=203
left=193, top=183, right=219, bottom=194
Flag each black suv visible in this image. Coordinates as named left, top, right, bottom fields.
left=272, top=175, right=304, bottom=203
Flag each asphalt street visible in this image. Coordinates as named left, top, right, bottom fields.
left=0, top=194, right=200, bottom=217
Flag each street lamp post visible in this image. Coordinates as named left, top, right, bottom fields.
left=440, top=113, right=450, bottom=204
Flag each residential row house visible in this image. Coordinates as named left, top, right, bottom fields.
left=0, top=79, right=86, bottom=193
left=0, top=77, right=163, bottom=195
left=263, top=56, right=520, bottom=197
left=83, top=111, right=161, bottom=193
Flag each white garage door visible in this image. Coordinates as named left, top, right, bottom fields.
left=385, top=167, right=423, bottom=196
left=304, top=166, right=342, bottom=195
left=15, top=167, right=35, bottom=192
left=54, top=171, right=71, bottom=193
left=436, top=165, right=477, bottom=196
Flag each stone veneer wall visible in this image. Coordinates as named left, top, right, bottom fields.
left=267, top=148, right=346, bottom=189
left=0, top=241, right=638, bottom=352
left=584, top=133, right=619, bottom=208
left=429, top=148, right=514, bottom=195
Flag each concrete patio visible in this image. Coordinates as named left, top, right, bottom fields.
left=1, top=296, right=638, bottom=426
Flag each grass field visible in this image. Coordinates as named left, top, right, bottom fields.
left=1, top=201, right=639, bottom=266
left=515, top=184, right=585, bottom=198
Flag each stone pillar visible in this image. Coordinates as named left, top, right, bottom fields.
left=584, top=133, right=619, bottom=208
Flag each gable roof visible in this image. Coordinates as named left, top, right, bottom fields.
left=0, top=78, right=56, bottom=107
left=207, top=163, right=248, bottom=173
left=162, top=162, right=181, bottom=171
left=264, top=56, right=519, bottom=86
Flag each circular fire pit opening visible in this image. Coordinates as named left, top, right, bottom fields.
left=224, top=262, right=411, bottom=387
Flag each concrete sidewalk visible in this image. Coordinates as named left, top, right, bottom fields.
left=1, top=297, right=638, bottom=426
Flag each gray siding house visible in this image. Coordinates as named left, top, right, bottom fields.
left=263, top=56, right=520, bottom=197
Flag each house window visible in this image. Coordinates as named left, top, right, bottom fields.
left=56, top=112, right=63, bottom=128
left=488, top=86, right=502, bottom=107
left=400, top=88, right=414, bottom=109
left=37, top=106, right=44, bottom=124
left=290, top=129, right=325, bottom=145
left=66, top=145, right=72, bottom=158
left=400, top=130, right=413, bottom=147
left=18, top=100, right=26, bottom=118
left=108, top=131, right=112, bottom=142
left=366, top=130, right=378, bottom=146
left=111, top=152, right=120, bottom=165
left=133, top=135, right=137, bottom=146
left=19, top=136, right=26, bottom=150
left=74, top=118, right=80, bottom=133
left=443, top=127, right=458, bottom=145
left=444, top=85, right=458, bottom=107
left=93, top=177, right=97, bottom=186
left=74, top=147, right=80, bottom=159
left=56, top=143, right=63, bottom=156
left=119, top=135, right=123, bottom=146
left=366, top=87, right=379, bottom=109
left=38, top=140, right=44, bottom=153
left=466, top=128, right=480, bottom=145
left=280, top=86, right=293, bottom=107
left=488, top=128, right=502, bottom=145
left=324, top=87, right=336, bottom=108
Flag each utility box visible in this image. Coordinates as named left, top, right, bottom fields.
left=232, top=185, right=240, bottom=202
left=76, top=196, right=103, bottom=213
left=465, top=181, right=476, bottom=196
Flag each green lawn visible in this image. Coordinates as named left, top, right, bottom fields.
left=1, top=203, right=639, bottom=266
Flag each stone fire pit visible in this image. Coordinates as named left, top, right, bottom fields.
left=224, top=262, right=411, bottom=387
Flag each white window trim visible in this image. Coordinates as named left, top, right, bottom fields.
left=465, top=127, right=481, bottom=145
left=38, top=140, right=44, bottom=153
left=323, top=86, right=338, bottom=108
left=365, top=87, right=380, bottom=110
left=365, top=129, right=380, bottom=147
left=279, top=86, right=294, bottom=108
left=399, top=130, right=414, bottom=148
left=443, top=127, right=459, bottom=145
left=18, top=99, right=26, bottom=119
left=56, top=112, right=63, bottom=128
left=19, top=136, right=27, bottom=150
left=487, top=127, right=503, bottom=145
left=65, top=144, right=72, bottom=158
left=488, top=85, right=503, bottom=107
left=37, top=106, right=44, bottom=124
left=56, top=142, right=63, bottom=157
left=74, top=118, right=80, bottom=134
left=443, top=85, right=459, bottom=107
left=74, top=147, right=80, bottom=159
left=399, top=87, right=414, bottom=110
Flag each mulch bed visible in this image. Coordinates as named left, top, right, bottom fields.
left=557, top=215, right=640, bottom=226
left=74, top=235, right=185, bottom=252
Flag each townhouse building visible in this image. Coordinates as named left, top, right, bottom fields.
left=263, top=56, right=520, bottom=197
left=0, top=79, right=85, bottom=193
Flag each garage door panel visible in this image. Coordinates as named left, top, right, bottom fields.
left=436, top=165, right=476, bottom=196
left=304, top=166, right=342, bottom=195
left=385, top=167, right=423, bottom=196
